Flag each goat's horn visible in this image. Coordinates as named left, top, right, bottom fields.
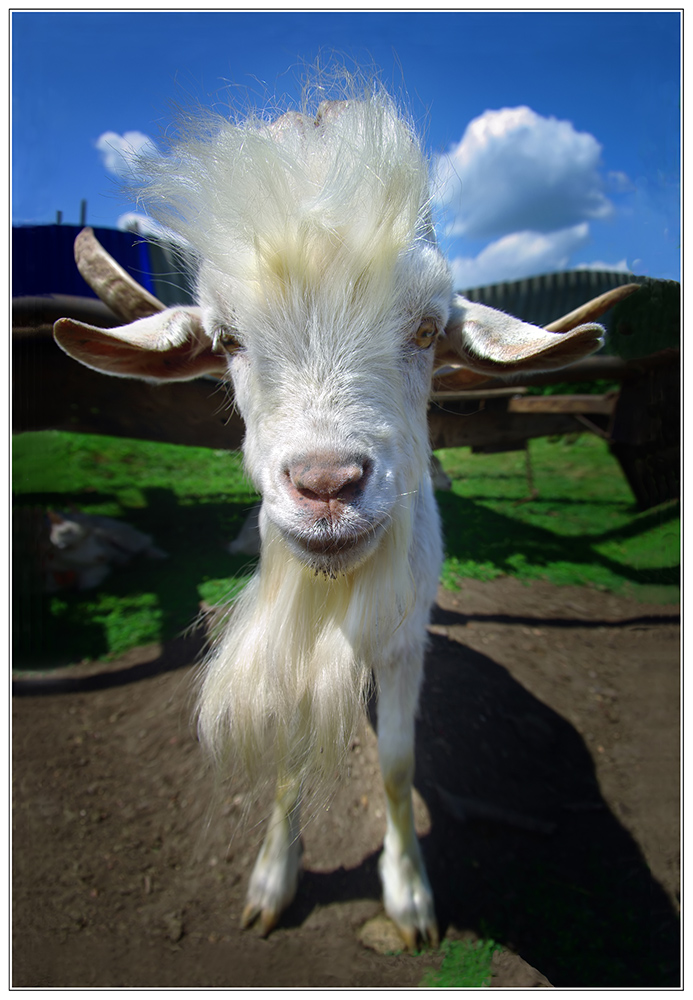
left=545, top=283, right=640, bottom=333
left=74, top=227, right=167, bottom=323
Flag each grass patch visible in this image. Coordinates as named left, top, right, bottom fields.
left=436, top=435, right=679, bottom=602
left=421, top=938, right=501, bottom=987
left=12, top=430, right=679, bottom=667
left=13, top=430, right=260, bottom=667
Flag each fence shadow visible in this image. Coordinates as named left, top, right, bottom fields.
left=13, top=486, right=259, bottom=670
left=437, top=490, right=680, bottom=589
left=413, top=631, right=679, bottom=986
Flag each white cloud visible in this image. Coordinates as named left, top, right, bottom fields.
left=434, top=107, right=612, bottom=240
left=116, top=211, right=164, bottom=237
left=96, top=130, right=158, bottom=178
left=449, top=223, right=590, bottom=289
left=606, top=170, right=634, bottom=194
left=573, top=258, right=631, bottom=273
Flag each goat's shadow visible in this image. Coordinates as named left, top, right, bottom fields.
left=282, top=626, right=680, bottom=988
left=14, top=487, right=680, bottom=984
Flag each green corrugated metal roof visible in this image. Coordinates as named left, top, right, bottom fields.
left=458, top=270, right=638, bottom=328
left=459, top=270, right=680, bottom=359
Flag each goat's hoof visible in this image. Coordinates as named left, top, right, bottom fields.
left=240, top=902, right=280, bottom=937
left=426, top=920, right=440, bottom=950
left=398, top=919, right=440, bottom=954
left=240, top=902, right=257, bottom=931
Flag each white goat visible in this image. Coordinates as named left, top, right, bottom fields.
left=54, top=84, right=609, bottom=949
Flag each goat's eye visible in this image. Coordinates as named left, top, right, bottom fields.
left=412, top=319, right=439, bottom=350
left=214, top=329, right=242, bottom=354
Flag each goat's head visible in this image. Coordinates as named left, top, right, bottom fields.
left=54, top=93, right=609, bottom=576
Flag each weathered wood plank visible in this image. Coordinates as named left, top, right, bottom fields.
left=427, top=403, right=598, bottom=452
left=508, top=394, right=617, bottom=415
left=12, top=295, right=120, bottom=331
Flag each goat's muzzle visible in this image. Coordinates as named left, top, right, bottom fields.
left=280, top=453, right=380, bottom=562
left=287, top=455, right=369, bottom=505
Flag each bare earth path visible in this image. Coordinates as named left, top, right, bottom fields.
left=12, top=578, right=680, bottom=988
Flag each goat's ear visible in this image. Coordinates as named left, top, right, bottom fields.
left=53, top=307, right=229, bottom=382
left=437, top=294, right=604, bottom=377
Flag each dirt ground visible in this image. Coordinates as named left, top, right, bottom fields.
left=12, top=578, right=680, bottom=988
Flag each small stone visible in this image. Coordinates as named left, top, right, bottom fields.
left=357, top=915, right=405, bottom=954
left=163, top=911, right=184, bottom=942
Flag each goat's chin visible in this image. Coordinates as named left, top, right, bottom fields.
left=276, top=521, right=385, bottom=576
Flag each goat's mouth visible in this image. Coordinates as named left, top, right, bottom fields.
left=283, top=518, right=385, bottom=570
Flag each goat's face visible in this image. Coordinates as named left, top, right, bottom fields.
left=173, top=97, right=452, bottom=574
left=200, top=238, right=453, bottom=574
left=53, top=95, right=607, bottom=582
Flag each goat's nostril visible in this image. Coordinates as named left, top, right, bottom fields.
left=288, top=457, right=369, bottom=502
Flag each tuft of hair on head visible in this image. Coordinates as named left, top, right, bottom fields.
left=132, top=65, right=434, bottom=319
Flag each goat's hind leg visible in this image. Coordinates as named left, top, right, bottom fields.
left=376, top=658, right=438, bottom=951
left=241, top=777, right=302, bottom=936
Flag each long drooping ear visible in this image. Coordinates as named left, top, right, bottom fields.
left=53, top=308, right=229, bottom=382
left=53, top=227, right=231, bottom=382
left=437, top=294, right=604, bottom=380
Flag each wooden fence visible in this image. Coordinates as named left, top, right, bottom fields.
left=12, top=295, right=679, bottom=510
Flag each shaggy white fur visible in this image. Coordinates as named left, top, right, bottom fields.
left=143, top=91, right=449, bottom=944
left=52, top=74, right=605, bottom=949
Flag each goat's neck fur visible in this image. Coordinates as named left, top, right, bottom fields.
left=197, top=492, right=417, bottom=797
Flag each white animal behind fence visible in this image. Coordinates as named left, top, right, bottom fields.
left=44, top=510, right=167, bottom=591
left=54, top=77, right=620, bottom=949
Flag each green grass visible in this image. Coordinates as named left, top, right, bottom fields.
left=420, top=938, right=502, bottom=987
left=13, top=431, right=260, bottom=666
left=12, top=430, right=679, bottom=667
left=436, top=436, right=679, bottom=602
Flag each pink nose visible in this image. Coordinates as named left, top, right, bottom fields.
left=287, top=455, right=369, bottom=507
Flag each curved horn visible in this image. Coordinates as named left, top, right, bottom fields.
left=545, top=282, right=640, bottom=333
left=74, top=227, right=167, bottom=323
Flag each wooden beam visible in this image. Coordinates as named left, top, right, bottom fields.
left=13, top=325, right=246, bottom=451
left=427, top=403, right=599, bottom=451
left=431, top=349, right=679, bottom=394
left=13, top=295, right=120, bottom=332
left=508, top=394, right=617, bottom=415
left=432, top=386, right=527, bottom=402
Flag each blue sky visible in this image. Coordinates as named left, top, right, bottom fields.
left=12, top=10, right=681, bottom=287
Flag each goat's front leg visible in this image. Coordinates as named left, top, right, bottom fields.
left=376, top=659, right=438, bottom=951
left=241, top=777, right=302, bottom=936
